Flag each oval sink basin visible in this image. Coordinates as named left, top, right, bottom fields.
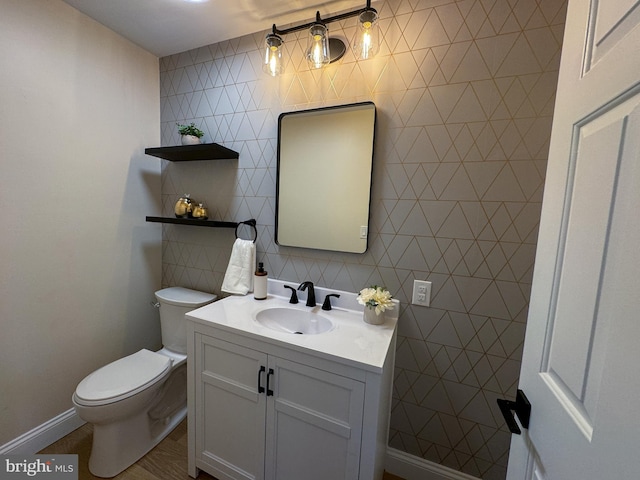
left=255, top=307, right=333, bottom=335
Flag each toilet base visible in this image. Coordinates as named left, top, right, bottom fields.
left=80, top=360, right=189, bottom=478
left=88, top=404, right=187, bottom=478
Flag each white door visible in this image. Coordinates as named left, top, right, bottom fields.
left=506, top=0, right=640, bottom=478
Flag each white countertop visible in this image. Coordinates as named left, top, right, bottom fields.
left=185, top=280, right=398, bottom=373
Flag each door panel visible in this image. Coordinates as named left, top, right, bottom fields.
left=196, top=335, right=267, bottom=480
left=265, top=357, right=365, bottom=480
left=507, top=0, right=640, bottom=477
left=542, top=97, right=636, bottom=440
left=586, top=0, right=640, bottom=70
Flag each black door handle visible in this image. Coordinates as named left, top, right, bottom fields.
left=497, top=389, right=531, bottom=435
left=257, top=366, right=266, bottom=394
left=266, top=368, right=274, bottom=396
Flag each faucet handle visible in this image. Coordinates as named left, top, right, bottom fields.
left=322, top=294, right=340, bottom=311
left=284, top=285, right=298, bottom=304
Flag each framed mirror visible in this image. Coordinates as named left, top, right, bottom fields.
left=275, top=102, right=376, bottom=253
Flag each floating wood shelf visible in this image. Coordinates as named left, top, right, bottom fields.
left=145, top=216, right=238, bottom=228
left=145, top=217, right=257, bottom=242
left=145, top=143, right=239, bottom=161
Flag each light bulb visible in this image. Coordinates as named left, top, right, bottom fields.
left=307, top=23, right=330, bottom=69
left=263, top=33, right=284, bottom=76
left=353, top=9, right=378, bottom=60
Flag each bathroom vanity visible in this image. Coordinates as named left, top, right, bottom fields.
left=185, top=282, right=397, bottom=480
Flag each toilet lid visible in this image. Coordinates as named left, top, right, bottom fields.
left=74, top=349, right=171, bottom=406
left=155, top=287, right=217, bottom=307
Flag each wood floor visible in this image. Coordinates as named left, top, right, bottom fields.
left=40, top=419, right=405, bottom=480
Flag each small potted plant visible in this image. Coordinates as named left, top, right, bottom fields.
left=177, top=122, right=204, bottom=145
left=357, top=285, right=394, bottom=325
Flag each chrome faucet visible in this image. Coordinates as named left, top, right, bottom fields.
left=297, top=281, right=316, bottom=307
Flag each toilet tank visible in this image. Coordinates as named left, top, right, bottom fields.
left=155, top=287, right=217, bottom=354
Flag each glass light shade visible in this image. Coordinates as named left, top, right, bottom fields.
left=352, top=9, right=379, bottom=60
left=263, top=33, right=284, bottom=76
left=306, top=23, right=330, bottom=69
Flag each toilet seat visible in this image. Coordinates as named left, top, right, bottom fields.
left=74, top=349, right=171, bottom=407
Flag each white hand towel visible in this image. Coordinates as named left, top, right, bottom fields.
left=221, top=238, right=256, bottom=295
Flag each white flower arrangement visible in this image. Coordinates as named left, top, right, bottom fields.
left=357, top=285, right=394, bottom=316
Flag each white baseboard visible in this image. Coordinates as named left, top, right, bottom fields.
left=0, top=408, right=85, bottom=455
left=385, top=447, right=482, bottom=480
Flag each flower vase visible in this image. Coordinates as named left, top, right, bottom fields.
left=181, top=134, right=201, bottom=145
left=363, top=307, right=385, bottom=325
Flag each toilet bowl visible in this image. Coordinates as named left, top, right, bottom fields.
left=72, top=287, right=216, bottom=478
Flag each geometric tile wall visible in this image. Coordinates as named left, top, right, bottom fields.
left=158, top=1, right=568, bottom=478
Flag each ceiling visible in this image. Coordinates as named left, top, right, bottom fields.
left=62, top=0, right=365, bottom=57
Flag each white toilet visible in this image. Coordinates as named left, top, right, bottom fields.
left=72, top=287, right=216, bottom=478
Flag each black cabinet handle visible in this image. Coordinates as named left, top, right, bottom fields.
left=257, top=366, right=266, bottom=394
left=266, top=368, right=274, bottom=396
left=497, top=389, right=531, bottom=435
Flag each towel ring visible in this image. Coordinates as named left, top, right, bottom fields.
left=235, top=219, right=257, bottom=243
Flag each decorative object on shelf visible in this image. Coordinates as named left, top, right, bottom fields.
left=177, top=123, right=204, bottom=145
left=357, top=285, right=393, bottom=325
left=262, top=0, right=378, bottom=77
left=174, top=194, right=197, bottom=218
left=192, top=203, right=209, bottom=220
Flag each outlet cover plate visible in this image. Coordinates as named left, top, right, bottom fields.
left=412, top=280, right=432, bottom=307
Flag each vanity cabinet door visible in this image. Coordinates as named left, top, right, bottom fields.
left=265, top=357, right=365, bottom=480
left=195, top=334, right=268, bottom=480
left=193, top=332, right=368, bottom=480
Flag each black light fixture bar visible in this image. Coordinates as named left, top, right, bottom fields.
left=271, top=0, right=374, bottom=36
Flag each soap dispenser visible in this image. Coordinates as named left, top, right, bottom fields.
left=254, top=262, right=268, bottom=300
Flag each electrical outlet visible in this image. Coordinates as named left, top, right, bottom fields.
left=411, top=280, right=432, bottom=307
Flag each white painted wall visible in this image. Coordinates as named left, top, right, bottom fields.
left=0, top=0, right=161, bottom=445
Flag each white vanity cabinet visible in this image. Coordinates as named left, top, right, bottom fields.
left=186, top=296, right=397, bottom=480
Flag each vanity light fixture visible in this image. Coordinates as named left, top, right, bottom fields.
left=307, top=18, right=331, bottom=69
left=262, top=0, right=378, bottom=77
left=352, top=8, right=379, bottom=60
left=263, top=33, right=284, bottom=76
